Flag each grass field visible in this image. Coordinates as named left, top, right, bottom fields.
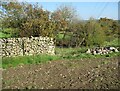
left=2, top=54, right=60, bottom=69
left=2, top=47, right=120, bottom=69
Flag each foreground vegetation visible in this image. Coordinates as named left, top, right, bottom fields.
left=2, top=47, right=120, bottom=69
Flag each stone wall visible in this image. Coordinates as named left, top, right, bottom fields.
left=0, top=36, right=55, bottom=57
left=86, top=47, right=119, bottom=55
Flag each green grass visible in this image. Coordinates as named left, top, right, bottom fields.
left=2, top=54, right=60, bottom=69
left=55, top=47, right=120, bottom=60
left=2, top=47, right=120, bottom=69
left=55, top=47, right=88, bottom=56
left=0, top=32, right=11, bottom=38
left=56, top=32, right=72, bottom=40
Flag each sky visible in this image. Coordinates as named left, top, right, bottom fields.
left=1, top=0, right=119, bottom=20
left=17, top=0, right=119, bottom=2
left=29, top=2, right=118, bottom=20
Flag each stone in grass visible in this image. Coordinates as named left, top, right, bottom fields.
left=86, top=49, right=91, bottom=54
left=91, top=50, right=97, bottom=55
left=114, top=48, right=119, bottom=52
left=109, top=47, right=116, bottom=52
left=109, top=47, right=119, bottom=52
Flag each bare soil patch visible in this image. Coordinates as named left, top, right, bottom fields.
left=2, top=57, right=120, bottom=89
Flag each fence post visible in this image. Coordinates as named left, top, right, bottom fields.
left=21, top=39, right=25, bottom=55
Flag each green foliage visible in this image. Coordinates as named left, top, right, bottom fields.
left=51, top=5, right=78, bottom=45
left=0, top=2, right=119, bottom=47
left=104, top=38, right=119, bottom=47
left=1, top=2, right=55, bottom=38
left=92, top=22, right=106, bottom=46
left=0, top=32, right=11, bottom=38
left=56, top=33, right=64, bottom=40
left=84, top=18, right=106, bottom=47
left=99, top=18, right=119, bottom=39
left=0, top=28, right=19, bottom=38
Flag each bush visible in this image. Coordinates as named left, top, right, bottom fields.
left=104, top=38, right=119, bottom=47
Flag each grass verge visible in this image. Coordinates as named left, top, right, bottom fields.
left=2, top=54, right=60, bottom=69
left=2, top=47, right=120, bottom=69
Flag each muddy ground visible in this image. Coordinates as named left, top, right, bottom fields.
left=2, top=57, right=120, bottom=89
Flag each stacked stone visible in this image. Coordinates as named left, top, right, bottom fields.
left=23, top=36, right=55, bottom=55
left=47, top=38, right=55, bottom=55
left=86, top=47, right=119, bottom=55
left=1, top=38, right=23, bottom=57
left=1, top=36, right=55, bottom=57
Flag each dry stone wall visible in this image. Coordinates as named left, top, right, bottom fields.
left=86, top=47, right=119, bottom=55
left=0, top=36, right=55, bottom=57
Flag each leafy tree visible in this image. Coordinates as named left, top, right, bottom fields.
left=84, top=18, right=106, bottom=47
left=1, top=2, right=55, bottom=38
left=51, top=5, right=78, bottom=46
left=20, top=7, right=50, bottom=37
left=69, top=20, right=86, bottom=47
left=1, top=2, right=28, bottom=37
left=99, top=17, right=119, bottom=42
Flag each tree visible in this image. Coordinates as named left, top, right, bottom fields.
left=68, top=20, right=86, bottom=47
left=84, top=18, right=106, bottom=47
left=20, top=5, right=50, bottom=37
left=99, top=17, right=119, bottom=42
left=1, top=1, right=24, bottom=37
left=51, top=5, right=78, bottom=46
left=1, top=2, right=56, bottom=38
